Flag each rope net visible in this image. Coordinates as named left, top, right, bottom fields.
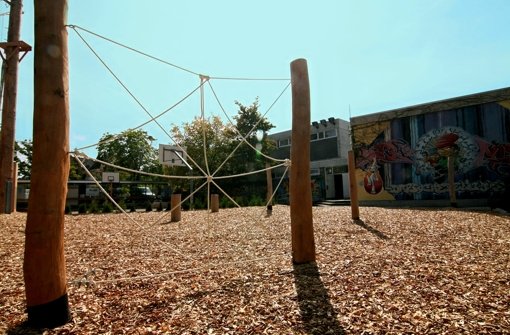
left=67, top=25, right=293, bottom=285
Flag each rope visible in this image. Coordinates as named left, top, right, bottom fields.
left=70, top=26, right=210, bottom=177
left=75, top=82, right=204, bottom=151
left=67, top=25, right=200, bottom=76
left=73, top=255, right=285, bottom=286
left=72, top=153, right=195, bottom=262
left=68, top=25, right=291, bottom=81
left=207, top=80, right=290, bottom=178
left=213, top=161, right=288, bottom=180
left=73, top=151, right=206, bottom=180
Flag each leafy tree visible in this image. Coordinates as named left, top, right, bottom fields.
left=230, top=98, right=275, bottom=173
left=14, top=139, right=89, bottom=180
left=96, top=129, right=161, bottom=181
left=169, top=99, right=276, bottom=205
left=14, top=139, right=33, bottom=179
left=169, top=115, right=235, bottom=177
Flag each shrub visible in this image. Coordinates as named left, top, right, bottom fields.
left=248, top=195, right=264, bottom=206
left=88, top=200, right=100, bottom=214
left=102, top=201, right=113, bottom=213
left=78, top=203, right=87, bottom=214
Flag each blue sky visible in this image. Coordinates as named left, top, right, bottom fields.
left=11, top=0, right=510, bottom=156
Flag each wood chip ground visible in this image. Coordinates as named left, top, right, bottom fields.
left=1, top=206, right=509, bottom=334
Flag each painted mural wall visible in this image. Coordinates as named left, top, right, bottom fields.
left=352, top=101, right=510, bottom=201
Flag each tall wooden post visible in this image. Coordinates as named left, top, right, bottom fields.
left=290, top=58, right=315, bottom=264
left=447, top=156, right=457, bottom=207
left=24, top=0, right=71, bottom=328
left=348, top=150, right=360, bottom=220
left=0, top=0, right=23, bottom=213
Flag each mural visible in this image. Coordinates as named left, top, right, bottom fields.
left=414, top=127, right=478, bottom=181
left=354, top=101, right=510, bottom=201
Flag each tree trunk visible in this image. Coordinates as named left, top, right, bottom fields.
left=23, top=0, right=71, bottom=328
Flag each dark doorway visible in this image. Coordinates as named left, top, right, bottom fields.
left=334, top=174, right=343, bottom=199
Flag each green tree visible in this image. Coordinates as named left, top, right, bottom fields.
left=96, top=129, right=161, bottom=181
left=169, top=115, right=235, bottom=177
left=230, top=98, right=275, bottom=173
left=15, top=139, right=33, bottom=179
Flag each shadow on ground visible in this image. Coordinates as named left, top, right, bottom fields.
left=6, top=321, right=43, bottom=335
left=353, top=219, right=390, bottom=240
left=293, top=262, right=345, bottom=335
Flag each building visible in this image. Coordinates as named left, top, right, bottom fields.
left=269, top=117, right=351, bottom=202
left=350, top=87, right=510, bottom=207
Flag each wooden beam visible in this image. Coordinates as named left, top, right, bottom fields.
left=348, top=150, right=360, bottom=220
left=0, top=0, right=22, bottom=214
left=24, top=0, right=71, bottom=328
left=289, top=58, right=315, bottom=264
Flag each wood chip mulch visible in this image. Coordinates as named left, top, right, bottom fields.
left=1, top=205, right=509, bottom=334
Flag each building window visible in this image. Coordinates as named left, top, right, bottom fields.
left=310, top=168, right=320, bottom=176
left=325, top=129, right=337, bottom=138
left=310, top=133, right=318, bottom=141
left=278, top=138, right=291, bottom=147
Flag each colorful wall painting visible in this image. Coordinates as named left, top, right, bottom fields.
left=352, top=101, right=510, bottom=201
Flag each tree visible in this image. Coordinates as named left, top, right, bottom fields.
left=230, top=98, right=275, bottom=173
left=169, top=99, right=276, bottom=206
left=96, top=129, right=161, bottom=181
left=15, top=139, right=33, bottom=179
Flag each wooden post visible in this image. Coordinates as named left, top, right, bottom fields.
left=265, top=161, right=273, bottom=209
left=210, top=194, right=219, bottom=212
left=448, top=156, right=457, bottom=207
left=289, top=58, right=315, bottom=264
left=170, top=193, right=181, bottom=222
left=348, top=150, right=360, bottom=220
left=11, top=161, right=18, bottom=213
left=24, top=0, right=71, bottom=328
left=0, top=0, right=23, bottom=213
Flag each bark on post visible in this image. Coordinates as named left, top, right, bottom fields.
left=210, top=194, right=219, bottom=213
left=23, top=0, right=71, bottom=328
left=348, top=150, right=360, bottom=220
left=265, top=161, right=273, bottom=213
left=289, top=58, right=315, bottom=264
left=0, top=0, right=23, bottom=213
left=170, top=193, right=182, bottom=222
left=448, top=156, right=457, bottom=207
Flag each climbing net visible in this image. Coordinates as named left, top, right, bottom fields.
left=66, top=25, right=294, bottom=285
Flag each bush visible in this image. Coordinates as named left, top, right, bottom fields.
left=248, top=195, right=264, bottom=207
left=102, top=201, right=113, bottom=213
left=88, top=200, right=100, bottom=214
left=78, top=203, right=87, bottom=214
left=65, top=205, right=71, bottom=214
left=220, top=196, right=234, bottom=208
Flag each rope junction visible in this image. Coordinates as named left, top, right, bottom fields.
left=67, top=25, right=293, bottom=285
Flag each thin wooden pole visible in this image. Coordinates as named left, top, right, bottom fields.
left=448, top=156, right=457, bottom=207
left=348, top=150, right=360, bottom=220
left=265, top=161, right=273, bottom=214
left=170, top=193, right=181, bottom=222
left=290, top=58, right=315, bottom=264
left=0, top=0, right=23, bottom=213
left=11, top=161, right=18, bottom=212
left=24, top=0, right=71, bottom=328
left=210, top=194, right=219, bottom=213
